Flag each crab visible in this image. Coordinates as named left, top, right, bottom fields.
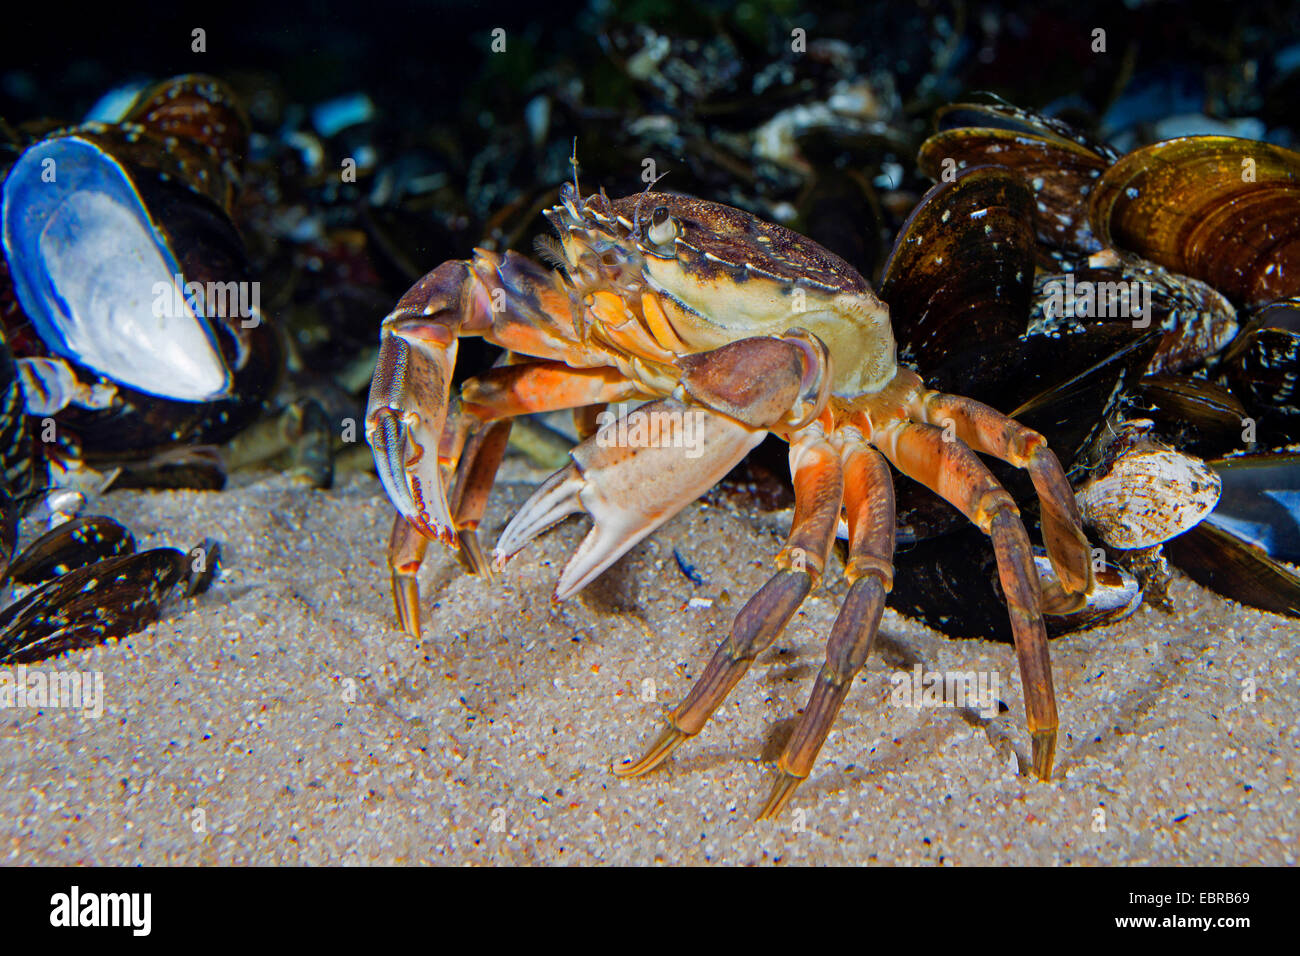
left=364, top=175, right=1096, bottom=819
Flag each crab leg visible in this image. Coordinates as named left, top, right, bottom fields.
left=914, top=391, right=1094, bottom=611
left=758, top=436, right=895, bottom=819
left=384, top=361, right=645, bottom=637
left=874, top=420, right=1058, bottom=781
left=387, top=515, right=429, bottom=637
left=495, top=396, right=767, bottom=597
left=460, top=361, right=641, bottom=422
left=446, top=419, right=514, bottom=578
left=615, top=425, right=844, bottom=778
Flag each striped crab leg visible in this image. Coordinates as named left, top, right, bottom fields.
left=912, top=390, right=1095, bottom=612
left=758, top=433, right=895, bottom=819
left=615, top=422, right=844, bottom=780
left=871, top=416, right=1060, bottom=781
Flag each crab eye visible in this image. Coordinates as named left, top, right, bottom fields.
left=647, top=206, right=678, bottom=246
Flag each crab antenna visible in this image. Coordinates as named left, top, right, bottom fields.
left=570, top=137, right=581, bottom=198
left=632, top=169, right=670, bottom=236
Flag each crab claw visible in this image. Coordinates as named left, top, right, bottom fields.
left=494, top=397, right=765, bottom=599
left=365, top=261, right=480, bottom=545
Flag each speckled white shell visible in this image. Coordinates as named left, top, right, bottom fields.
left=1077, top=448, right=1222, bottom=549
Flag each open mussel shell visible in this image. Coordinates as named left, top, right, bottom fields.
left=5, top=515, right=135, bottom=585
left=0, top=547, right=191, bottom=663
left=1, top=138, right=282, bottom=456
left=3, top=136, right=236, bottom=402
left=880, top=165, right=1037, bottom=362
left=919, top=111, right=1113, bottom=256
left=1, top=74, right=279, bottom=459
left=1224, top=298, right=1300, bottom=444
left=1088, top=137, right=1300, bottom=307
left=889, top=525, right=1140, bottom=640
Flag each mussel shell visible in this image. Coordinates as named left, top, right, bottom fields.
left=119, top=74, right=250, bottom=212
left=932, top=102, right=1119, bottom=162
left=791, top=165, right=888, bottom=283
left=1030, top=251, right=1238, bottom=375
left=0, top=327, right=39, bottom=500
left=1088, top=137, right=1300, bottom=307
left=880, top=165, right=1036, bottom=363
left=5, top=516, right=136, bottom=585
left=0, top=484, right=14, bottom=581
left=3, top=135, right=283, bottom=455
left=1203, top=452, right=1300, bottom=564
left=1223, top=297, right=1300, bottom=442
left=0, top=74, right=278, bottom=457
left=2, top=135, right=236, bottom=402
left=918, top=127, right=1109, bottom=255
left=0, top=547, right=190, bottom=664
left=183, top=537, right=222, bottom=596
left=111, top=445, right=227, bottom=490
left=1165, top=520, right=1300, bottom=619
left=1134, top=374, right=1249, bottom=457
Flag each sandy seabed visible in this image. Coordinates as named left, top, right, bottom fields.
left=2, top=457, right=1296, bottom=865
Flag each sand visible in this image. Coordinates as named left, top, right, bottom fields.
left=1, top=457, right=1296, bottom=865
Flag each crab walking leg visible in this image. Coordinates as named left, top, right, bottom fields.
left=459, top=361, right=643, bottom=423
left=383, top=365, right=642, bottom=636
left=758, top=439, right=895, bottom=819
left=914, top=391, right=1094, bottom=611
left=875, top=420, right=1058, bottom=780
left=387, top=515, right=430, bottom=637
left=494, top=397, right=766, bottom=598
left=616, top=427, right=844, bottom=778
left=446, top=420, right=513, bottom=579
left=386, top=417, right=511, bottom=640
